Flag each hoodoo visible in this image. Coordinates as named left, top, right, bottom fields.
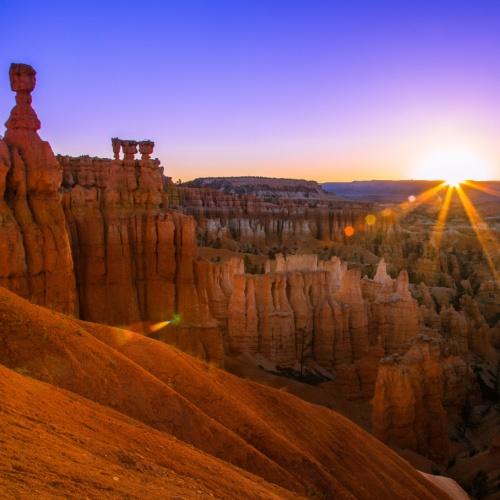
left=0, top=64, right=76, bottom=314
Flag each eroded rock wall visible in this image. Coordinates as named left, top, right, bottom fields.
left=201, top=255, right=421, bottom=372
left=170, top=186, right=384, bottom=250
left=372, top=336, right=467, bottom=465
left=59, top=154, right=224, bottom=365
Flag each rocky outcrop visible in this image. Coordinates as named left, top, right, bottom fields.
left=0, top=63, right=77, bottom=314
left=370, top=274, right=480, bottom=463
left=372, top=337, right=449, bottom=464
left=362, top=264, right=420, bottom=355
left=205, top=256, right=421, bottom=375
left=372, top=335, right=467, bottom=465
left=184, top=176, right=330, bottom=197
left=61, top=153, right=165, bottom=324
left=60, top=151, right=224, bottom=365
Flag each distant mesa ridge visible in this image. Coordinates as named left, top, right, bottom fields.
left=322, top=179, right=500, bottom=202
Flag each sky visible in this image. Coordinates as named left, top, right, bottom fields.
left=1, top=0, right=500, bottom=182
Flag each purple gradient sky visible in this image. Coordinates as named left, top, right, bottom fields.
left=1, top=0, right=500, bottom=181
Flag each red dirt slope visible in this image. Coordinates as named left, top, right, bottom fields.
left=0, top=286, right=452, bottom=499
left=0, top=364, right=296, bottom=499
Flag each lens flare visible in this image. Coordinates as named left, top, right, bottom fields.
left=431, top=184, right=454, bottom=260
left=365, top=214, right=376, bottom=225
left=344, top=226, right=355, bottom=237
left=149, top=313, right=182, bottom=333
left=149, top=321, right=170, bottom=333
left=379, top=178, right=497, bottom=284
left=455, top=186, right=499, bottom=283
left=397, top=183, right=447, bottom=221
left=462, top=180, right=500, bottom=198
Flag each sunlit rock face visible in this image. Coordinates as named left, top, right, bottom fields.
left=362, top=267, right=420, bottom=355
left=0, top=64, right=77, bottom=314
left=200, top=254, right=477, bottom=465
left=59, top=152, right=224, bottom=366
left=372, top=335, right=467, bottom=465
left=200, top=256, right=421, bottom=373
left=61, top=152, right=170, bottom=323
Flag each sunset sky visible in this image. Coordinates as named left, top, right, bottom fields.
left=1, top=0, right=500, bottom=182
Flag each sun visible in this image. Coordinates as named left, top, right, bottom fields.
left=411, top=147, right=493, bottom=185
left=445, top=173, right=465, bottom=188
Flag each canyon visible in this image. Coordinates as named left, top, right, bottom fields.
left=1, top=63, right=498, bottom=498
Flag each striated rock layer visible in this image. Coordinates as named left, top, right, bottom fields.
left=201, top=255, right=420, bottom=373
left=60, top=153, right=223, bottom=365
left=169, top=184, right=390, bottom=250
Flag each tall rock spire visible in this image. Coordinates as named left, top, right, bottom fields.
left=0, top=63, right=77, bottom=314
left=374, top=258, right=392, bottom=285
left=4, top=63, right=41, bottom=146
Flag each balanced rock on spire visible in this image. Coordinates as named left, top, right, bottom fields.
left=4, top=63, right=41, bottom=146
left=0, top=63, right=77, bottom=314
